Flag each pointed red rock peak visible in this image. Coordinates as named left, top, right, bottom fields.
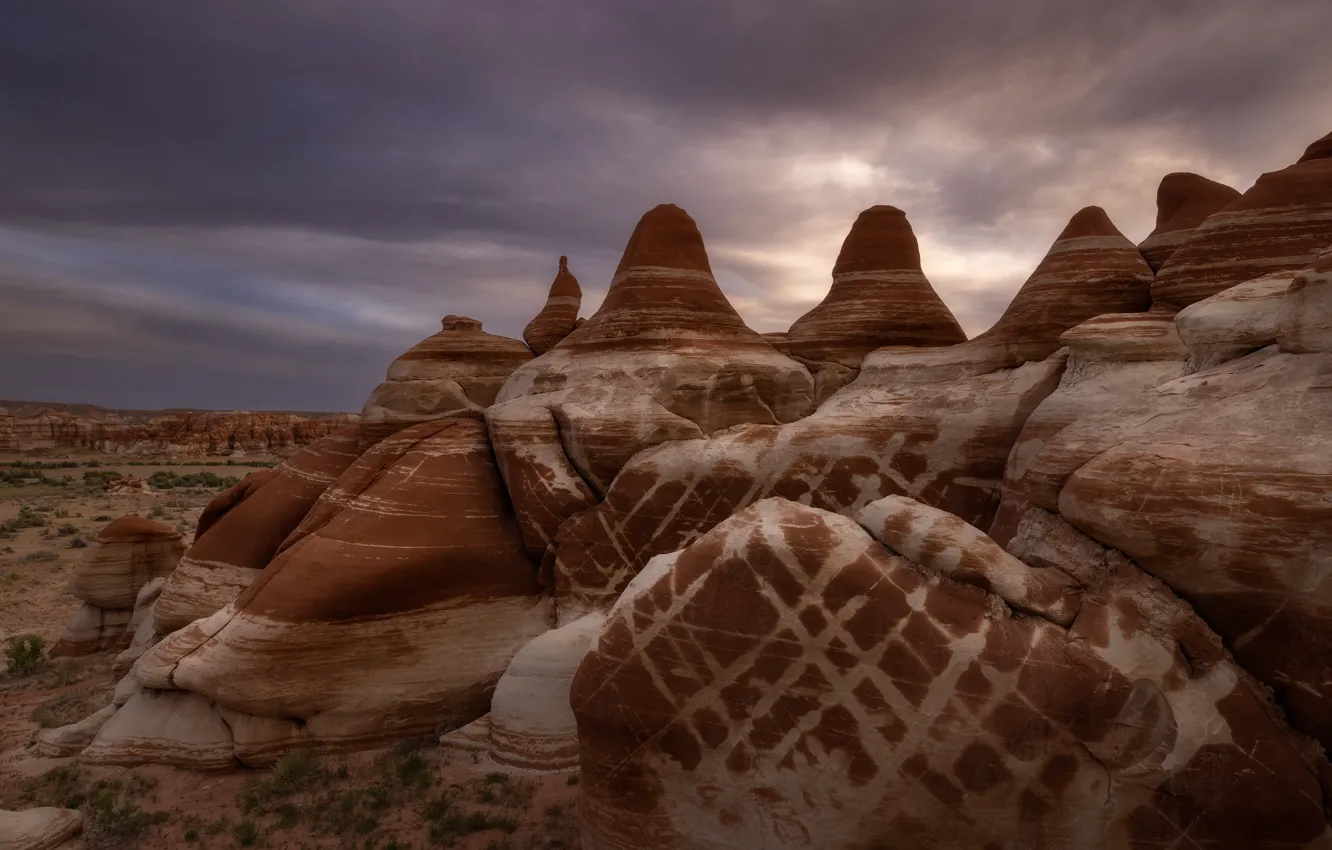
left=612, top=203, right=712, bottom=276
left=1297, top=130, right=1332, bottom=164
left=549, top=255, right=580, bottom=298
left=1139, top=174, right=1240, bottom=272
left=523, top=256, right=584, bottom=355
left=831, top=205, right=921, bottom=275
left=1058, top=205, right=1119, bottom=240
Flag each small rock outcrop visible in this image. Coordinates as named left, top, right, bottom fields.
left=523, top=256, right=583, bottom=355
left=50, top=516, right=183, bottom=657
left=358, top=315, right=533, bottom=448
left=1137, top=172, right=1241, bottom=272
left=0, top=807, right=83, bottom=850
left=1153, top=130, right=1332, bottom=308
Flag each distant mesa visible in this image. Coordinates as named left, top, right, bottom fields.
left=1138, top=172, right=1240, bottom=272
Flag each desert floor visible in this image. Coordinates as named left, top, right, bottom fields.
left=0, top=454, right=579, bottom=849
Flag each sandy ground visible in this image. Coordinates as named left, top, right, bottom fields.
left=0, top=454, right=580, bottom=849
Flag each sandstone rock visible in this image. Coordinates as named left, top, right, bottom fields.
left=988, top=312, right=1188, bottom=546
left=523, top=256, right=583, bottom=355
left=33, top=704, right=116, bottom=758
left=440, top=715, right=492, bottom=754
left=785, top=206, right=966, bottom=400
left=49, top=604, right=133, bottom=657
left=572, top=498, right=1329, bottom=849
left=82, top=690, right=237, bottom=770
left=193, top=469, right=276, bottom=541
left=0, top=807, right=82, bottom=850
left=1020, top=314, right=1332, bottom=751
left=111, top=576, right=167, bottom=675
left=487, top=204, right=815, bottom=559
left=1175, top=274, right=1294, bottom=371
left=358, top=315, right=533, bottom=448
left=66, top=516, right=182, bottom=611
left=1279, top=250, right=1332, bottom=354
left=489, top=612, right=605, bottom=771
left=1153, top=130, right=1332, bottom=308
left=118, top=419, right=547, bottom=765
left=1138, top=172, right=1240, bottom=272
left=153, top=425, right=362, bottom=634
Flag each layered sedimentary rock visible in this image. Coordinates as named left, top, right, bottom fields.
left=0, top=807, right=83, bottom=850
left=785, top=206, right=966, bottom=400
left=0, top=405, right=355, bottom=456
left=358, top=315, right=533, bottom=448
left=489, top=612, right=605, bottom=771
left=487, top=204, right=815, bottom=560
left=1278, top=250, right=1332, bottom=354
left=92, top=419, right=547, bottom=766
left=1153, top=130, right=1332, bottom=308
left=988, top=311, right=1189, bottom=546
left=1174, top=273, right=1293, bottom=371
left=112, top=576, right=167, bottom=676
left=153, top=426, right=362, bottom=634
left=50, top=516, right=183, bottom=657
left=1017, top=274, right=1332, bottom=751
left=573, top=497, right=1330, bottom=850
left=34, top=704, right=116, bottom=758
left=543, top=206, right=1152, bottom=621
left=523, top=256, right=583, bottom=355
left=1137, top=172, right=1240, bottom=271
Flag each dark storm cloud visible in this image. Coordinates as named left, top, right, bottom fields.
left=1, top=1, right=1329, bottom=410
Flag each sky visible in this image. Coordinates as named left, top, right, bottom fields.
left=1, top=2, right=1329, bottom=412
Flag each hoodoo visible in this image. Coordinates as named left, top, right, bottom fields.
left=522, top=256, right=582, bottom=355
left=1137, top=172, right=1240, bottom=272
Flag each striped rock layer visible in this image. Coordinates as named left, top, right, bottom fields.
left=1278, top=250, right=1332, bottom=354
left=487, top=204, right=814, bottom=561
left=988, top=312, right=1189, bottom=547
left=153, top=425, right=362, bottom=635
left=1152, top=130, right=1332, bottom=308
left=548, top=350, right=1064, bottom=620
left=785, top=205, right=966, bottom=399
left=572, top=497, right=1330, bottom=850
left=358, top=315, right=533, bottom=448
left=51, top=516, right=183, bottom=657
left=1137, top=172, right=1240, bottom=272
left=0, top=807, right=83, bottom=850
left=90, top=419, right=547, bottom=767
left=522, top=256, right=583, bottom=355
left=1174, top=273, right=1294, bottom=372
left=1017, top=280, right=1332, bottom=753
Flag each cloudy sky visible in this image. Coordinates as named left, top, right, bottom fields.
left=1, top=1, right=1329, bottom=412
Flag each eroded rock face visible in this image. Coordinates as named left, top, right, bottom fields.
left=1153, top=130, right=1332, bottom=308
left=94, top=419, right=547, bottom=766
left=523, top=256, right=583, bottom=355
left=0, top=806, right=83, bottom=850
left=487, top=204, right=815, bottom=560
left=358, top=315, right=533, bottom=448
left=572, top=498, right=1329, bottom=850
left=153, top=425, right=362, bottom=635
left=1279, top=250, right=1332, bottom=354
left=785, top=205, right=966, bottom=400
left=1138, top=172, right=1241, bottom=272
left=1174, top=274, right=1294, bottom=371
left=50, top=516, right=183, bottom=657
left=988, top=312, right=1189, bottom=546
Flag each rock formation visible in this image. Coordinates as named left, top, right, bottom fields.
left=0, top=807, right=83, bottom=850
left=153, top=425, right=362, bottom=634
left=89, top=418, right=547, bottom=767
left=486, top=203, right=815, bottom=560
left=1153, top=130, right=1332, bottom=308
left=1137, top=172, right=1240, bottom=272
left=50, top=516, right=184, bottom=657
left=1173, top=273, right=1294, bottom=371
left=358, top=315, right=533, bottom=448
left=0, top=404, right=356, bottom=456
left=573, top=498, right=1329, bottom=850
left=785, top=205, right=966, bottom=400
left=1278, top=249, right=1332, bottom=354
left=523, top=256, right=583, bottom=355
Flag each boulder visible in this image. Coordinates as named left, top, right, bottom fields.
left=1137, top=172, right=1240, bottom=272
left=1174, top=274, right=1294, bottom=371
left=1153, top=130, right=1332, bottom=308
left=153, top=425, right=362, bottom=634
left=1278, top=250, right=1332, bottom=354
left=785, top=205, right=966, bottom=400
left=358, top=315, right=533, bottom=448
left=523, top=256, right=583, bottom=355
left=572, top=498, right=1330, bottom=849
left=487, top=204, right=815, bottom=560
left=0, top=807, right=82, bottom=850
left=33, top=704, right=116, bottom=758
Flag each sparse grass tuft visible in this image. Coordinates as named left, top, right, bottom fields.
left=5, top=633, right=45, bottom=677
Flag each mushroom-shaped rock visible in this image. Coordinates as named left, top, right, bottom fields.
left=523, top=256, right=583, bottom=355
left=50, top=516, right=183, bottom=657
left=1017, top=283, right=1332, bottom=751
left=359, top=315, right=533, bottom=448
left=1138, top=172, right=1241, bottom=272
left=1153, top=130, right=1332, bottom=308
left=487, top=204, right=815, bottom=559
left=98, top=419, right=548, bottom=766
left=987, top=311, right=1188, bottom=546
left=1279, top=250, right=1332, bottom=354
left=153, top=425, right=362, bottom=635
left=572, top=498, right=1328, bottom=850
left=0, top=807, right=83, bottom=850
left=489, top=612, right=605, bottom=771
left=785, top=205, right=966, bottom=399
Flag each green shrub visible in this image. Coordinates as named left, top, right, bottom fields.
left=5, top=633, right=46, bottom=677
left=23, top=550, right=58, bottom=563
left=57, top=523, right=78, bottom=536
left=69, top=537, right=88, bottom=549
